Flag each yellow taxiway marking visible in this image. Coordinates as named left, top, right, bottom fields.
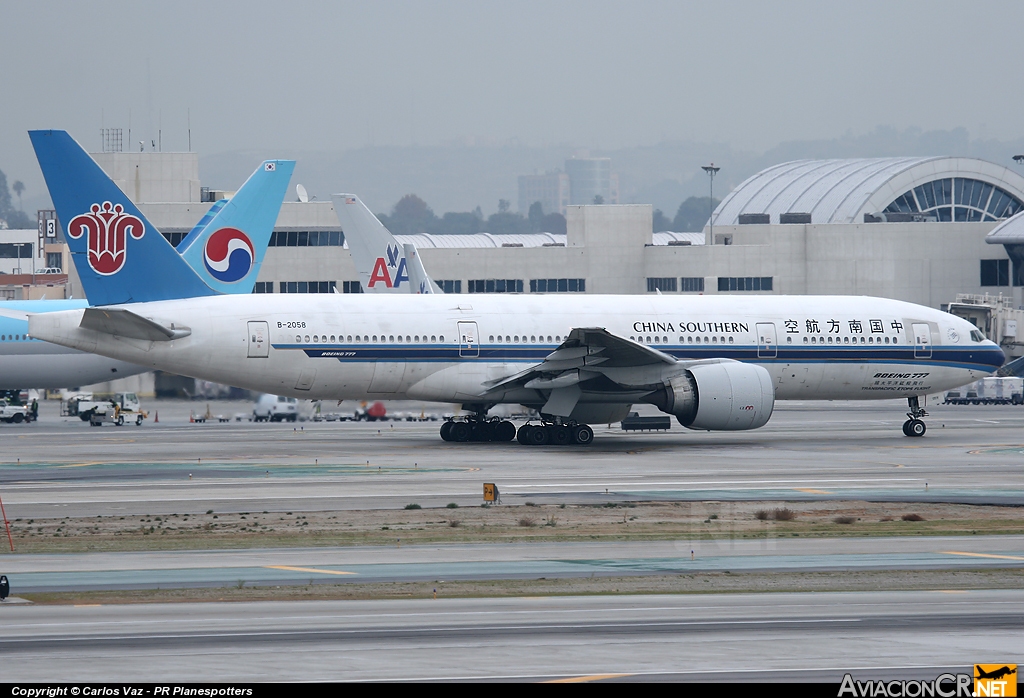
left=794, top=488, right=834, bottom=494
left=932, top=590, right=969, bottom=594
left=546, top=674, right=634, bottom=683
left=58, top=462, right=104, bottom=469
left=265, top=565, right=356, bottom=576
left=940, top=551, right=1024, bottom=561
left=74, top=604, right=103, bottom=607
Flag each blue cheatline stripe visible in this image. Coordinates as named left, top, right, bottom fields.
left=268, top=343, right=1002, bottom=372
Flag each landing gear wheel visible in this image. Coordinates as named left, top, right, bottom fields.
left=439, top=421, right=454, bottom=441
left=494, top=420, right=517, bottom=442
left=517, top=424, right=533, bottom=444
left=528, top=425, right=550, bottom=445
left=551, top=426, right=571, bottom=445
left=904, top=396, right=928, bottom=438
left=470, top=421, right=493, bottom=442
left=572, top=424, right=594, bottom=445
left=450, top=422, right=472, bottom=442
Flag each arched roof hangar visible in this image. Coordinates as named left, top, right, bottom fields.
left=713, top=157, right=1024, bottom=225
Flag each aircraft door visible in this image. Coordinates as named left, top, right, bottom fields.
left=756, top=322, right=777, bottom=359
left=458, top=321, right=480, bottom=358
left=913, top=323, right=932, bottom=359
left=247, top=321, right=270, bottom=358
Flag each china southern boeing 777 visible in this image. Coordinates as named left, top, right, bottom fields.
left=27, top=129, right=1004, bottom=444
left=0, top=131, right=294, bottom=391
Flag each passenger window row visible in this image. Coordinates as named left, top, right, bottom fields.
left=488, top=335, right=561, bottom=343
left=295, top=334, right=446, bottom=343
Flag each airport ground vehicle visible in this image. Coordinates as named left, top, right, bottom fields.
left=944, top=377, right=1024, bottom=405
left=252, top=394, right=299, bottom=422
left=354, top=401, right=388, bottom=421
left=63, top=392, right=148, bottom=426
left=0, top=399, right=30, bottom=423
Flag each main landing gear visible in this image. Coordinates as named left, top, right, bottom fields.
left=902, top=396, right=928, bottom=437
left=439, top=416, right=517, bottom=442
left=516, top=421, right=594, bottom=446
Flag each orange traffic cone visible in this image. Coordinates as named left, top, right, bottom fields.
left=154, top=411, right=159, bottom=423
left=189, top=411, right=195, bottom=423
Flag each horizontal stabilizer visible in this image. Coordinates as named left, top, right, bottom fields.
left=80, top=307, right=191, bottom=342
left=0, top=307, right=29, bottom=322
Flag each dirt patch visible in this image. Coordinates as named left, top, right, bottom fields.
left=3, top=500, right=1022, bottom=554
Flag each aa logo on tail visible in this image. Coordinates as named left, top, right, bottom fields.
left=368, top=243, right=410, bottom=288
left=204, top=228, right=255, bottom=283
left=67, top=202, right=145, bottom=276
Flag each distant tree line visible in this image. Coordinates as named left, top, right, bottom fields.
left=653, top=196, right=721, bottom=233
left=0, top=169, right=31, bottom=229
left=377, top=195, right=567, bottom=236
left=374, top=193, right=719, bottom=236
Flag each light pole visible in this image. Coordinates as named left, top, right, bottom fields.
left=13, top=243, right=27, bottom=275
left=702, top=164, right=720, bottom=246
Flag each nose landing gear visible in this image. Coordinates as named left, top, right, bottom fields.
left=902, top=396, right=928, bottom=437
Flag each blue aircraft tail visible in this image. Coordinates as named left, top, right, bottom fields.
left=29, top=130, right=293, bottom=304
left=178, top=159, right=294, bottom=294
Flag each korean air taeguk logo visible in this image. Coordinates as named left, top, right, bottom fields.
left=203, top=228, right=254, bottom=283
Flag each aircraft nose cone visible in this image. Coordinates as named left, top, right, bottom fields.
left=985, top=343, right=1007, bottom=370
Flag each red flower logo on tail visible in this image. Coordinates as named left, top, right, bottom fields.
left=67, top=202, right=145, bottom=276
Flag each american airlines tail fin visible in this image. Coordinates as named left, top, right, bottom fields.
left=178, top=159, right=294, bottom=294
left=332, top=193, right=440, bottom=294
left=29, top=130, right=292, bottom=304
left=403, top=243, right=436, bottom=294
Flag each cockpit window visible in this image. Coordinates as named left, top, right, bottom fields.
left=970, top=329, right=985, bottom=342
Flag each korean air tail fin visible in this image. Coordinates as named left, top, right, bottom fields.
left=30, top=130, right=216, bottom=305
left=178, top=159, right=294, bottom=293
left=177, top=200, right=229, bottom=250
left=332, top=193, right=441, bottom=294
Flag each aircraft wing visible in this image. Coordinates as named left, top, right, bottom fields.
left=481, top=327, right=732, bottom=416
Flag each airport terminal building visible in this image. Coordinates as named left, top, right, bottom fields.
left=72, top=152, right=1024, bottom=310
left=21, top=150, right=1024, bottom=395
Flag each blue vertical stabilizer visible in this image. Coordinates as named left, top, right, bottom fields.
left=178, top=160, right=294, bottom=294
left=30, top=130, right=216, bottom=305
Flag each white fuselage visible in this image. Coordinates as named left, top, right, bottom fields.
left=0, top=301, right=148, bottom=390
left=27, top=294, right=1003, bottom=407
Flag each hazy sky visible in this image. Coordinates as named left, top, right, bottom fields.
left=3, top=0, right=1023, bottom=207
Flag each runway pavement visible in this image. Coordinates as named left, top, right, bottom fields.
left=2, top=400, right=1024, bottom=518
left=1, top=399, right=1021, bottom=681
left=1, top=590, right=1021, bottom=681
left=2, top=536, right=1023, bottom=592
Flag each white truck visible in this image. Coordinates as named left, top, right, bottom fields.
left=0, top=399, right=31, bottom=424
left=62, top=392, right=148, bottom=426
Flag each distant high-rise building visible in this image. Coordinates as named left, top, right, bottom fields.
left=565, top=157, right=618, bottom=205
left=518, top=170, right=571, bottom=216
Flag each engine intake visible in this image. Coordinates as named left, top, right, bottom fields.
left=655, top=362, right=774, bottom=430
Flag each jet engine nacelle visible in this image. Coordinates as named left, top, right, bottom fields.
left=657, top=362, right=774, bottom=430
